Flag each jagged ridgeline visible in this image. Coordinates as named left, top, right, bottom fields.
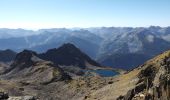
left=1, top=50, right=71, bottom=84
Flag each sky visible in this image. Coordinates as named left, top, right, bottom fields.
left=0, top=0, right=170, bottom=29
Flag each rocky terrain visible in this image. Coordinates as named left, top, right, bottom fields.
left=0, top=43, right=169, bottom=100
left=0, top=44, right=110, bottom=99
left=84, top=50, right=170, bottom=100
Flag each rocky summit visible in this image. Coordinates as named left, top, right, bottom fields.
left=1, top=50, right=71, bottom=84
left=38, top=43, right=101, bottom=69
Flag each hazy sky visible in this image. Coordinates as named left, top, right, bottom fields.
left=0, top=0, right=169, bottom=29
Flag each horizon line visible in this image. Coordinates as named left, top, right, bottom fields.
left=0, top=25, right=169, bottom=31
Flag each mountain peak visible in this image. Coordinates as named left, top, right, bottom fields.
left=14, top=50, right=38, bottom=63
left=5, top=50, right=42, bottom=73
left=56, top=43, right=82, bottom=54
left=62, top=43, right=78, bottom=49
left=44, top=43, right=81, bottom=56
left=3, top=49, right=71, bottom=84
left=39, top=43, right=101, bottom=69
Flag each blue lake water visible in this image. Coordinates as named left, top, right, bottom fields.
left=84, top=69, right=119, bottom=77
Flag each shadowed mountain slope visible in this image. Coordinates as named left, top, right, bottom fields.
left=38, top=43, right=101, bottom=69
left=0, top=49, right=16, bottom=62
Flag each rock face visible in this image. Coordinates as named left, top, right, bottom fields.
left=123, top=50, right=170, bottom=100
left=2, top=50, right=71, bottom=84
left=0, top=63, right=9, bottom=74
left=38, top=43, right=101, bottom=69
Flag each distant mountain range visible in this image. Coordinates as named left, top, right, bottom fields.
left=0, top=26, right=170, bottom=69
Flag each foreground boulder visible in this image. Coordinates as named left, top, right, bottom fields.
left=0, top=92, right=9, bottom=99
